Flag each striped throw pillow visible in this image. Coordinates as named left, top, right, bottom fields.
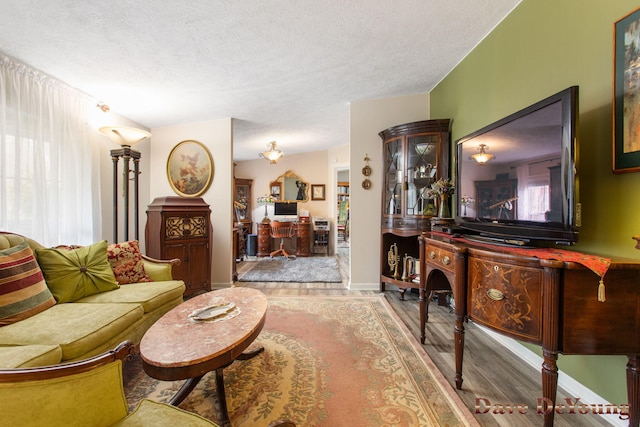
left=0, top=242, right=56, bottom=326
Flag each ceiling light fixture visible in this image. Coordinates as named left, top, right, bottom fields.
left=469, top=144, right=496, bottom=164
left=259, top=141, right=284, bottom=164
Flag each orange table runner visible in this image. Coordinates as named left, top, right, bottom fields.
left=430, top=232, right=611, bottom=302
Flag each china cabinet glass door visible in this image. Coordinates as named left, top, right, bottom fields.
left=384, top=138, right=403, bottom=216
left=407, top=134, right=439, bottom=216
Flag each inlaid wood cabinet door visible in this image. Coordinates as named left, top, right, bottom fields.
left=467, top=256, right=543, bottom=343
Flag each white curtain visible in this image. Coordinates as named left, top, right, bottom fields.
left=0, top=54, right=102, bottom=246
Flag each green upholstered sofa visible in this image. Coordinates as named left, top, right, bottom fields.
left=0, top=232, right=186, bottom=368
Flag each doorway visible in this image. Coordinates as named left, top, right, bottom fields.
left=336, top=170, right=350, bottom=249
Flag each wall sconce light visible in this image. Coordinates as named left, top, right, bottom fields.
left=96, top=102, right=110, bottom=113
left=99, top=126, right=151, bottom=242
left=259, top=141, right=284, bottom=164
left=469, top=144, right=496, bottom=164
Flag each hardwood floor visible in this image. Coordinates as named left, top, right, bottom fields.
left=234, top=248, right=615, bottom=426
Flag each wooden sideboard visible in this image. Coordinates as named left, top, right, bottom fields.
left=256, top=218, right=312, bottom=257
left=419, top=233, right=640, bottom=427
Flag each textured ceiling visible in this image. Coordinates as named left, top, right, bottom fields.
left=0, top=0, right=520, bottom=161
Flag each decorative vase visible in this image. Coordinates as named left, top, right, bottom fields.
left=438, top=194, right=450, bottom=218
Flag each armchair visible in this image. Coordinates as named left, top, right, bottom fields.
left=0, top=340, right=215, bottom=426
left=0, top=340, right=297, bottom=426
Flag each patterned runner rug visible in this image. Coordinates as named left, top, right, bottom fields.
left=237, top=257, right=342, bottom=282
left=124, top=295, right=478, bottom=426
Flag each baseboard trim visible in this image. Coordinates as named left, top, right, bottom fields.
left=348, top=281, right=378, bottom=291
left=477, top=324, right=627, bottom=427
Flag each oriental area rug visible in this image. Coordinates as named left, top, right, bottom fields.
left=237, top=257, right=342, bottom=282
left=123, top=295, right=478, bottom=427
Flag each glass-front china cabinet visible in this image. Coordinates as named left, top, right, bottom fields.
left=378, top=119, right=451, bottom=295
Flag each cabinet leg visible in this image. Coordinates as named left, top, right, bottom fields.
left=419, top=288, right=426, bottom=344
left=398, top=288, right=407, bottom=301
left=454, top=313, right=465, bottom=390
left=541, top=349, right=559, bottom=427
left=627, top=355, right=640, bottom=427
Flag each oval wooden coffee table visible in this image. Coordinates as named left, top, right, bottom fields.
left=140, top=287, right=267, bottom=427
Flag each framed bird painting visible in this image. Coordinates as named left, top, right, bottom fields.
left=166, top=140, right=214, bottom=197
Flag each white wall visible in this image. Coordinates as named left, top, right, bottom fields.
left=97, top=92, right=431, bottom=292
left=149, top=118, right=234, bottom=288
left=349, top=93, right=430, bottom=289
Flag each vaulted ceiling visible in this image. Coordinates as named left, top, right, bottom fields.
left=0, top=1, right=520, bottom=160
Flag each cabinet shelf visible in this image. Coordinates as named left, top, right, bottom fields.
left=379, top=274, right=418, bottom=288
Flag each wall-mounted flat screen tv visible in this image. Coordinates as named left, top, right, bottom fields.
left=455, top=86, right=580, bottom=245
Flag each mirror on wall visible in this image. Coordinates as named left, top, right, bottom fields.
left=271, top=170, right=309, bottom=202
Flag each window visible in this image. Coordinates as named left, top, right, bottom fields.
left=526, top=182, right=550, bottom=221
left=1, top=54, right=100, bottom=245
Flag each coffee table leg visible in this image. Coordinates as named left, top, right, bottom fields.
left=216, top=368, right=232, bottom=427
left=236, top=345, right=264, bottom=360
left=168, top=374, right=205, bottom=406
left=166, top=348, right=264, bottom=426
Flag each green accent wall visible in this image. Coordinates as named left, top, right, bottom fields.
left=431, top=0, right=640, bottom=405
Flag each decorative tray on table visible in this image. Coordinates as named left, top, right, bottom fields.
left=188, top=302, right=236, bottom=322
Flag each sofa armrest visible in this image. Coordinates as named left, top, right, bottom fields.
left=0, top=341, right=135, bottom=426
left=141, top=255, right=180, bottom=281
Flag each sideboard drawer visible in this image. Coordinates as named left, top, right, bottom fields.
left=467, top=256, right=543, bottom=343
left=425, top=245, right=456, bottom=273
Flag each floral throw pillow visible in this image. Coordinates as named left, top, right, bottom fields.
left=107, top=240, right=153, bottom=285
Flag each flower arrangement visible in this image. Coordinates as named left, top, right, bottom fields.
left=235, top=189, right=248, bottom=209
left=428, top=178, right=454, bottom=218
left=429, top=178, right=455, bottom=196
left=460, top=194, right=475, bottom=216
left=460, top=195, right=475, bottom=205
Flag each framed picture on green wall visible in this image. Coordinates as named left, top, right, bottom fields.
left=613, top=7, right=640, bottom=173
